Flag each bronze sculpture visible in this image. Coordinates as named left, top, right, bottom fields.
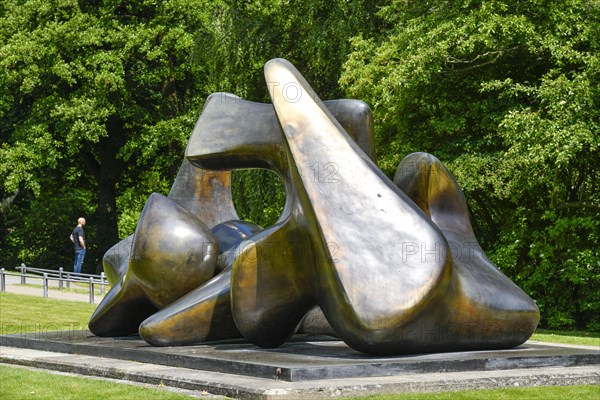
left=89, top=58, right=539, bottom=355
left=91, top=91, right=377, bottom=343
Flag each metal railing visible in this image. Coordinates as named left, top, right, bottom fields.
left=0, top=264, right=109, bottom=304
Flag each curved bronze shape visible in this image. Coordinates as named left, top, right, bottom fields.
left=393, top=152, right=540, bottom=349
left=91, top=58, right=539, bottom=355
left=139, top=220, right=261, bottom=346
left=101, top=159, right=237, bottom=286
left=101, top=234, right=133, bottom=286
left=89, top=193, right=219, bottom=336
left=241, top=58, right=451, bottom=354
left=94, top=148, right=240, bottom=336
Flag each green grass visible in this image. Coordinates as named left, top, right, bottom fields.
left=531, top=329, right=600, bottom=347
left=0, top=292, right=96, bottom=335
left=0, top=365, right=203, bottom=400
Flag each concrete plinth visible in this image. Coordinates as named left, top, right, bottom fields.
left=0, top=331, right=598, bottom=399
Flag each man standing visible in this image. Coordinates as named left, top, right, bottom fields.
left=70, top=217, right=86, bottom=274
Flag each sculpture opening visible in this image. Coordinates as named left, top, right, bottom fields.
left=231, top=169, right=286, bottom=228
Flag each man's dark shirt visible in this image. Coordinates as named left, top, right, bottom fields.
left=72, top=226, right=85, bottom=250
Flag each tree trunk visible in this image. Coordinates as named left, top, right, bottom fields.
left=81, top=116, right=125, bottom=273
left=95, top=159, right=120, bottom=272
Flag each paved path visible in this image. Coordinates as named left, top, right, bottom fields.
left=1, top=273, right=107, bottom=304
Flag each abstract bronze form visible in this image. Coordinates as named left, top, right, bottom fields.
left=90, top=92, right=377, bottom=343
left=89, top=58, right=539, bottom=355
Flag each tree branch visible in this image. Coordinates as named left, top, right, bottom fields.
left=0, top=189, right=19, bottom=214
left=445, top=46, right=523, bottom=71
left=556, top=202, right=600, bottom=210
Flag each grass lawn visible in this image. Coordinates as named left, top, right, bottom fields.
left=531, top=329, right=600, bottom=347
left=0, top=292, right=96, bottom=335
left=0, top=364, right=205, bottom=400
left=0, top=292, right=598, bottom=399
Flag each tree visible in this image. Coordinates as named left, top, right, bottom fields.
left=0, top=0, right=211, bottom=270
left=340, top=0, right=600, bottom=329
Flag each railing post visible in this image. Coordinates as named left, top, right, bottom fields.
left=100, top=272, right=106, bottom=295
left=20, top=263, right=26, bottom=284
left=66, top=273, right=70, bottom=288
left=89, top=277, right=94, bottom=304
left=43, top=273, right=49, bottom=298
left=58, top=267, right=64, bottom=290
left=1, top=268, right=5, bottom=292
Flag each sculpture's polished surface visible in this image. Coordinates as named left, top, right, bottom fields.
left=263, top=60, right=454, bottom=354
left=89, top=58, right=539, bottom=354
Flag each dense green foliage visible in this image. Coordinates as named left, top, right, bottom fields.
left=0, top=0, right=210, bottom=269
left=1, top=0, right=598, bottom=330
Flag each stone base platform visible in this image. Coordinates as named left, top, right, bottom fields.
left=0, top=331, right=598, bottom=399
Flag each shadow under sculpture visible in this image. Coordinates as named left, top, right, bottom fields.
left=89, top=58, right=539, bottom=355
